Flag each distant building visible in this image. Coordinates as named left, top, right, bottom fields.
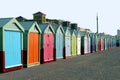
left=33, top=12, right=46, bottom=24
left=46, top=19, right=64, bottom=25
left=62, top=21, right=71, bottom=27
left=77, top=27, right=80, bottom=31
left=71, top=23, right=78, bottom=30
left=79, top=27, right=92, bottom=33
left=16, top=16, right=27, bottom=21
left=117, top=29, right=120, bottom=36
left=85, top=29, right=92, bottom=33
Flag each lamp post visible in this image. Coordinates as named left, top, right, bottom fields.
left=96, top=13, right=99, bottom=33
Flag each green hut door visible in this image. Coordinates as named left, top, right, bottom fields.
left=72, top=34, right=76, bottom=56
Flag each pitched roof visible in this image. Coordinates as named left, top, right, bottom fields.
left=90, top=33, right=95, bottom=37
left=39, top=23, right=55, bottom=33
left=52, top=25, right=59, bottom=33
left=74, top=30, right=79, bottom=36
left=19, top=21, right=35, bottom=30
left=38, top=23, right=49, bottom=31
left=70, top=29, right=75, bottom=35
left=80, top=31, right=87, bottom=36
left=63, top=26, right=68, bottom=32
left=96, top=33, right=104, bottom=38
left=0, top=18, right=12, bottom=27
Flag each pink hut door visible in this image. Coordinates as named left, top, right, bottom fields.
left=44, top=34, right=54, bottom=62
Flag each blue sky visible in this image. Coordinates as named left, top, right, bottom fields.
left=0, top=0, right=120, bottom=35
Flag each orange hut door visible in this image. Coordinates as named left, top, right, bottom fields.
left=28, top=33, right=39, bottom=64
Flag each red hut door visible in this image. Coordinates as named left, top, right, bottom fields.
left=98, top=38, right=101, bottom=51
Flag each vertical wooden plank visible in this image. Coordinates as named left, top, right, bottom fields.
left=44, top=34, right=48, bottom=62
left=60, top=34, right=63, bottom=58
left=33, top=33, right=39, bottom=63
left=56, top=34, right=59, bottom=59
left=49, top=34, right=54, bottom=61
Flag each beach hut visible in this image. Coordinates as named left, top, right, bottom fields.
left=94, top=33, right=98, bottom=52
left=116, top=36, right=120, bottom=47
left=107, top=35, right=112, bottom=49
left=113, top=36, right=116, bottom=48
left=110, top=36, right=113, bottom=48
left=75, top=30, right=81, bottom=55
left=0, top=18, right=24, bottom=72
left=111, top=36, right=116, bottom=48
left=98, top=34, right=101, bottom=51
left=19, top=21, right=41, bottom=67
left=111, top=36, right=114, bottom=48
left=104, top=34, right=107, bottom=50
left=108, top=35, right=111, bottom=49
left=81, top=32, right=88, bottom=55
left=111, top=36, right=115, bottom=48
left=70, top=29, right=77, bottom=56
left=87, top=33, right=91, bottom=53
left=52, top=25, right=64, bottom=60
left=90, top=33, right=95, bottom=53
left=62, top=23, right=71, bottom=58
left=102, top=34, right=104, bottom=51
left=38, top=23, right=55, bottom=63
left=99, top=33, right=104, bottom=51
left=109, top=35, right=112, bottom=49
left=106, top=35, right=109, bottom=49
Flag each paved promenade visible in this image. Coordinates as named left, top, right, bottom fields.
left=0, top=47, right=120, bottom=80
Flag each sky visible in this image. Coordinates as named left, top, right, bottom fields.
left=0, top=0, right=120, bottom=35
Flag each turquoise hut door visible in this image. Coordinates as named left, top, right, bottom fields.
left=4, top=30, right=22, bottom=68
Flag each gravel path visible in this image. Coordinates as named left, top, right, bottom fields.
left=0, top=47, right=120, bottom=80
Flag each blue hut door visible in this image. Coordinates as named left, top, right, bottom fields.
left=59, top=34, right=63, bottom=58
left=56, top=33, right=63, bottom=59
left=65, top=36, right=71, bottom=57
left=5, top=30, right=22, bottom=68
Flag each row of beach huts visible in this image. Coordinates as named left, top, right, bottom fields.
left=0, top=12, right=120, bottom=72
